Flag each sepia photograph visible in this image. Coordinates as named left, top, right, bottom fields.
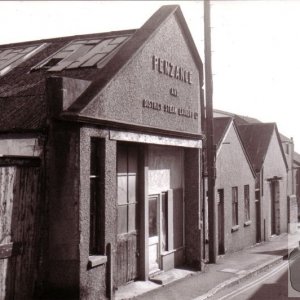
left=0, top=1, right=299, bottom=299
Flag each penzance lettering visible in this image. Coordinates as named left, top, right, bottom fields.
left=152, top=55, right=192, bottom=84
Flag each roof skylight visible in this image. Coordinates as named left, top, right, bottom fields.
left=33, top=35, right=130, bottom=72
left=0, top=44, right=47, bottom=76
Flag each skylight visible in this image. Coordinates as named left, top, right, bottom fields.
left=0, top=44, right=47, bottom=76
left=33, top=35, right=130, bottom=72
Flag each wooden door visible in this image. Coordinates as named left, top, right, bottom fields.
left=0, top=163, right=41, bottom=299
left=116, top=143, right=139, bottom=286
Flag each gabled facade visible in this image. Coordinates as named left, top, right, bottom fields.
left=214, top=109, right=296, bottom=198
left=214, top=109, right=299, bottom=234
left=213, top=118, right=256, bottom=254
left=0, top=6, right=205, bottom=299
left=238, top=123, right=288, bottom=241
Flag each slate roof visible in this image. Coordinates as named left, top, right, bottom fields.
left=0, top=5, right=202, bottom=133
left=0, top=30, right=135, bottom=132
left=237, top=123, right=288, bottom=172
left=214, top=117, right=256, bottom=177
left=65, top=5, right=203, bottom=114
left=214, top=108, right=294, bottom=152
left=213, top=117, right=232, bottom=148
left=213, top=109, right=261, bottom=125
left=294, top=151, right=300, bottom=165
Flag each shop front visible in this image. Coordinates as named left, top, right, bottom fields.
left=46, top=5, right=204, bottom=299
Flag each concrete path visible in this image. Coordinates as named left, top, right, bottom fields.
left=115, top=231, right=300, bottom=300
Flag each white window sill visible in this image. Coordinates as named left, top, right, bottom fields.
left=244, top=220, right=252, bottom=227
left=88, top=255, right=107, bottom=268
left=231, top=225, right=240, bottom=232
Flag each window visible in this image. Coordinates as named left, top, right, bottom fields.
left=161, top=189, right=183, bottom=252
left=89, top=139, right=105, bottom=255
left=117, top=144, right=138, bottom=235
left=0, top=43, right=47, bottom=76
left=32, top=36, right=130, bottom=71
left=161, top=192, right=168, bottom=251
left=232, top=187, right=238, bottom=226
left=285, top=143, right=289, bottom=155
left=244, top=185, right=250, bottom=221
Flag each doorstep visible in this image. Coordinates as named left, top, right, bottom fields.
left=115, top=268, right=196, bottom=300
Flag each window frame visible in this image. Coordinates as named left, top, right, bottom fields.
left=89, top=138, right=105, bottom=256
left=232, top=186, right=239, bottom=227
left=244, top=185, right=250, bottom=222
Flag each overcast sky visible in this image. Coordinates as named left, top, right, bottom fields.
left=0, top=1, right=299, bottom=151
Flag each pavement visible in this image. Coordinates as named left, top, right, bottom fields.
left=115, top=230, right=300, bottom=300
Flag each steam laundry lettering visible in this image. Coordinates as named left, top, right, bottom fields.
left=142, top=99, right=162, bottom=111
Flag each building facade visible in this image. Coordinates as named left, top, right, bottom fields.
left=0, top=5, right=205, bottom=299
left=213, top=118, right=256, bottom=254
left=238, top=123, right=288, bottom=242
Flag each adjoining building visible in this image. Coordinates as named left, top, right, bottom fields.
left=213, top=117, right=256, bottom=254
left=214, top=109, right=298, bottom=238
left=294, top=151, right=300, bottom=219
left=0, top=5, right=205, bottom=299
left=238, top=123, right=288, bottom=241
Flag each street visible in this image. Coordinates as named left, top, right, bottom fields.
left=211, top=260, right=299, bottom=300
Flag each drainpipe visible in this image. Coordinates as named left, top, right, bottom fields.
left=204, top=0, right=217, bottom=263
left=291, top=137, right=295, bottom=195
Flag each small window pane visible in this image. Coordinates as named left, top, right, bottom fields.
left=118, top=206, right=128, bottom=234
left=128, top=175, right=136, bottom=203
left=128, top=204, right=136, bottom=232
left=117, top=175, right=127, bottom=205
left=128, top=147, right=138, bottom=174
left=117, top=145, right=127, bottom=174
left=149, top=197, right=158, bottom=237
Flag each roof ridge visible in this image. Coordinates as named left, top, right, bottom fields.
left=0, top=29, right=137, bottom=49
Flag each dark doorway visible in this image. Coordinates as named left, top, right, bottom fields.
left=255, top=190, right=261, bottom=243
left=270, top=180, right=280, bottom=236
left=217, top=189, right=224, bottom=255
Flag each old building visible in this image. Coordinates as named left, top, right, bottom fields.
left=238, top=123, right=288, bottom=241
left=214, top=109, right=298, bottom=235
left=0, top=5, right=205, bottom=299
left=213, top=117, right=256, bottom=254
left=294, top=151, right=300, bottom=219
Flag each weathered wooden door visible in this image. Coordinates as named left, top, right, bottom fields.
left=116, top=143, right=139, bottom=286
left=0, top=161, right=41, bottom=299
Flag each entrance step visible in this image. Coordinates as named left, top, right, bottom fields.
left=149, top=268, right=195, bottom=285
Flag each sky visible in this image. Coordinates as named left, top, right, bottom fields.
left=0, top=0, right=299, bottom=151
